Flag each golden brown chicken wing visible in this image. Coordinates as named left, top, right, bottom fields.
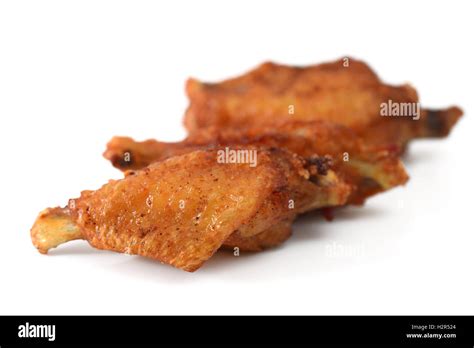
left=31, top=58, right=464, bottom=272
left=31, top=148, right=351, bottom=271
left=183, top=58, right=462, bottom=149
left=104, top=120, right=408, bottom=205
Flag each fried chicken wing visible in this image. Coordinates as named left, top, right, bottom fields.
left=31, top=148, right=350, bottom=271
left=183, top=58, right=462, bottom=149
left=30, top=57, right=464, bottom=272
left=104, top=120, right=408, bottom=205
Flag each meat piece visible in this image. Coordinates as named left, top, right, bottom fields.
left=30, top=207, right=292, bottom=253
left=183, top=58, right=462, bottom=149
left=31, top=148, right=351, bottom=271
left=104, top=120, right=409, bottom=205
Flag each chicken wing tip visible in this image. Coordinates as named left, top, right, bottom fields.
left=31, top=207, right=83, bottom=254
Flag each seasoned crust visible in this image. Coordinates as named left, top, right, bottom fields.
left=103, top=120, right=409, bottom=205
left=222, top=219, right=293, bottom=252
left=32, top=147, right=350, bottom=271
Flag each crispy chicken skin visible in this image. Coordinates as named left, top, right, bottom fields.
left=222, top=219, right=293, bottom=252
left=31, top=148, right=350, bottom=271
left=104, top=120, right=409, bottom=205
left=30, top=207, right=293, bottom=254
left=183, top=58, right=462, bottom=149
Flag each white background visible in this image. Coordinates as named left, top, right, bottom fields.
left=0, top=0, right=472, bottom=315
